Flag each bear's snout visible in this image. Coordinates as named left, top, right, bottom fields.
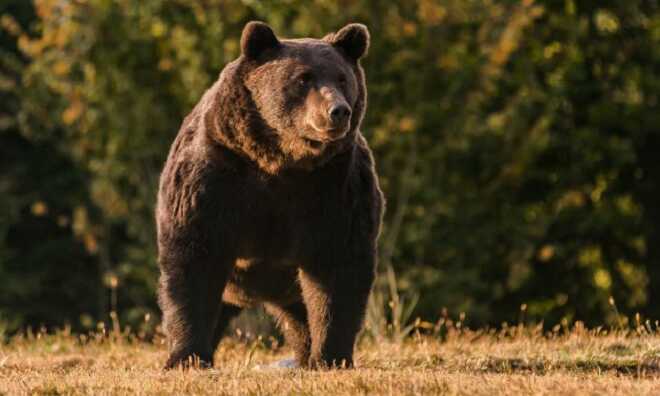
left=305, top=86, right=352, bottom=139
left=305, top=94, right=352, bottom=140
left=328, top=104, right=352, bottom=129
left=322, top=97, right=352, bottom=139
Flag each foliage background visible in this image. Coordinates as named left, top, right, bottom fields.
left=1, top=0, right=660, bottom=334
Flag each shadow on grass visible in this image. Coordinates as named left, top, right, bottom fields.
left=479, top=357, right=660, bottom=377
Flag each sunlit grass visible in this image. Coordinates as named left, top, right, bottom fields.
left=1, top=321, right=660, bottom=395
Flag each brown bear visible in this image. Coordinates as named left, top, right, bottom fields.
left=156, top=21, right=384, bottom=370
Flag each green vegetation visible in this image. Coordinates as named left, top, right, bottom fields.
left=2, top=0, right=660, bottom=334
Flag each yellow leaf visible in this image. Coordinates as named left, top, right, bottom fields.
left=418, top=1, right=446, bottom=26
left=31, top=201, right=48, bottom=216
left=0, top=14, right=22, bottom=36
left=84, top=233, right=98, bottom=254
left=399, top=117, right=416, bottom=133
left=402, top=22, right=417, bottom=37
left=158, top=58, right=174, bottom=71
left=62, top=100, right=83, bottom=125
left=53, top=60, right=71, bottom=76
left=151, top=20, right=167, bottom=38
left=594, top=269, right=612, bottom=290
left=537, top=245, right=555, bottom=262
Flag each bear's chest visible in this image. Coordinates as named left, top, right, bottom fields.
left=227, top=171, right=350, bottom=261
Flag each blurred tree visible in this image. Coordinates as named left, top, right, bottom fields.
left=1, top=0, right=659, bottom=332
left=0, top=0, right=102, bottom=332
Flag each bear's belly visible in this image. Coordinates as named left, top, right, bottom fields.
left=221, top=258, right=301, bottom=307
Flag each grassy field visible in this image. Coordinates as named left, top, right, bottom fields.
left=1, top=325, right=660, bottom=395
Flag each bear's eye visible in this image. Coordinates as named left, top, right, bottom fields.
left=298, top=72, right=312, bottom=87
left=338, top=75, right=347, bottom=86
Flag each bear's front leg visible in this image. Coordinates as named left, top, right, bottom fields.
left=158, top=234, right=232, bottom=369
left=299, top=252, right=375, bottom=369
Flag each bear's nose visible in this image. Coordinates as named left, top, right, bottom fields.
left=328, top=104, right=351, bottom=126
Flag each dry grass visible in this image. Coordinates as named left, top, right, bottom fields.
left=1, top=325, right=660, bottom=395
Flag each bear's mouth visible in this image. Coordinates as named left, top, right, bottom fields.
left=303, top=137, right=328, bottom=149
left=306, top=120, right=349, bottom=143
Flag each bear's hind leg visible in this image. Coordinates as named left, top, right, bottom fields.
left=265, top=301, right=311, bottom=367
left=210, top=303, right=242, bottom=352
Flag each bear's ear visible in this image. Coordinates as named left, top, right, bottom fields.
left=241, top=21, right=280, bottom=60
left=330, top=23, right=370, bottom=61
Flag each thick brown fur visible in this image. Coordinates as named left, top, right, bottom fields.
left=156, top=21, right=384, bottom=370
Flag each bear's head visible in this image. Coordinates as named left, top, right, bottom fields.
left=212, top=22, right=370, bottom=174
